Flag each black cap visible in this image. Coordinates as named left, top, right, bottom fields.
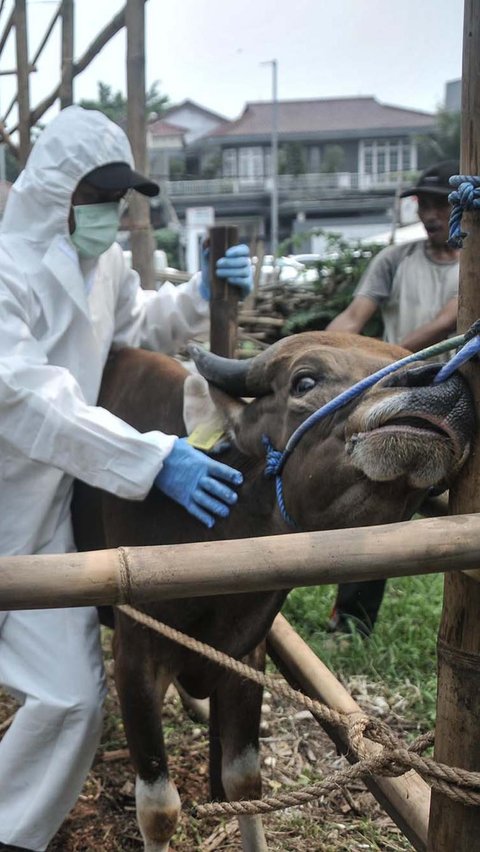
left=400, top=160, right=459, bottom=198
left=84, top=161, right=159, bottom=197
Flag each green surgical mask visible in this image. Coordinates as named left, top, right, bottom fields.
left=71, top=202, right=120, bottom=259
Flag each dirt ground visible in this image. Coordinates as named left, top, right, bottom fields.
left=0, top=646, right=414, bottom=852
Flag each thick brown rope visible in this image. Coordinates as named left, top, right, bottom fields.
left=118, top=604, right=480, bottom=814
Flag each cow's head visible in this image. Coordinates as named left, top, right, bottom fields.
left=189, top=332, right=475, bottom=531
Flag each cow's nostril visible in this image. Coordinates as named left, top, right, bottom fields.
left=383, top=363, right=443, bottom=389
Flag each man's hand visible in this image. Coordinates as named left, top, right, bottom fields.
left=154, top=437, right=243, bottom=528
left=200, top=244, right=253, bottom=301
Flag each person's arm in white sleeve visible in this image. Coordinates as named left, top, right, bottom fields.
left=0, top=278, right=175, bottom=500
left=110, top=245, right=210, bottom=353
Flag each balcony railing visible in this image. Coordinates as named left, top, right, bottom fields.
left=165, top=171, right=412, bottom=197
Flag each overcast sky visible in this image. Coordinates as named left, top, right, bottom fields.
left=0, top=0, right=465, bottom=128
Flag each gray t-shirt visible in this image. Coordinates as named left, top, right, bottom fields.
left=355, top=240, right=458, bottom=345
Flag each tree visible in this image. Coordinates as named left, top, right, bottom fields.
left=79, top=80, right=170, bottom=125
left=321, top=144, right=345, bottom=174
left=278, top=142, right=307, bottom=176
left=417, top=107, right=461, bottom=162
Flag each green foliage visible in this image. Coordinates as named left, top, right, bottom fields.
left=417, top=106, right=460, bottom=162
left=79, top=80, right=170, bottom=125
left=154, top=227, right=180, bottom=267
left=5, top=147, right=20, bottom=183
left=321, top=143, right=345, bottom=173
left=283, top=568, right=443, bottom=729
left=200, top=152, right=222, bottom=179
left=280, top=229, right=384, bottom=336
left=278, top=141, right=307, bottom=176
left=168, top=157, right=186, bottom=180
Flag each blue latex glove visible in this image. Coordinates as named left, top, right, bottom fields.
left=200, top=243, right=253, bottom=301
left=154, top=437, right=243, bottom=528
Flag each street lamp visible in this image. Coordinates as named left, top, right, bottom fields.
left=261, top=59, right=278, bottom=257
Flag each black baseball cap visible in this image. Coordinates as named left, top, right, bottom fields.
left=84, top=161, right=159, bottom=197
left=400, top=160, right=459, bottom=198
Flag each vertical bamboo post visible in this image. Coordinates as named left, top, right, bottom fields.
left=427, top=2, right=480, bottom=849
left=59, top=0, right=74, bottom=109
left=14, top=0, right=30, bottom=166
left=126, top=0, right=155, bottom=290
left=209, top=225, right=240, bottom=357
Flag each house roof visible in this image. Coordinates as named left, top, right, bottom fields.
left=207, top=96, right=435, bottom=139
left=163, top=99, right=227, bottom=123
left=149, top=118, right=187, bottom=138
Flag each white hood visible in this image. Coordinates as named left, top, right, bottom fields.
left=1, top=105, right=134, bottom=244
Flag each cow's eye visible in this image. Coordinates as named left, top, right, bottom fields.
left=291, top=374, right=316, bottom=396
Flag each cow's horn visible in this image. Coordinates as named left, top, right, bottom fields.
left=187, top=345, right=269, bottom=397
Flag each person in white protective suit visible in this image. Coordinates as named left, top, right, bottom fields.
left=0, top=105, right=253, bottom=852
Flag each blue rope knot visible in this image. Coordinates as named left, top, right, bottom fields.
left=448, top=175, right=480, bottom=248
left=262, top=435, right=283, bottom=477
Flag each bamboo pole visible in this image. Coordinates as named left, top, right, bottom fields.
left=2, top=3, right=61, bottom=125
left=268, top=615, right=429, bottom=851
left=126, top=0, right=155, bottom=290
left=14, top=0, right=30, bottom=166
left=427, top=3, right=480, bottom=848
left=59, top=0, right=74, bottom=108
left=0, top=7, right=14, bottom=61
left=3, top=514, right=480, bottom=611
left=12, top=4, right=136, bottom=132
left=209, top=225, right=240, bottom=357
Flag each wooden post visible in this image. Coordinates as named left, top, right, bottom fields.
left=59, top=0, right=74, bottom=108
left=268, top=615, right=430, bottom=851
left=126, top=0, right=155, bottom=290
left=427, top=2, right=480, bottom=849
left=209, top=225, right=240, bottom=357
left=14, top=0, right=30, bottom=166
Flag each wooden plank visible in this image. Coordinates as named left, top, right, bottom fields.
left=209, top=225, right=240, bottom=358
left=14, top=0, right=30, bottom=166
left=427, top=2, right=480, bottom=847
left=268, top=614, right=429, bottom=851
left=126, top=0, right=155, bottom=290
left=59, top=0, right=74, bottom=108
left=2, top=514, right=480, bottom=610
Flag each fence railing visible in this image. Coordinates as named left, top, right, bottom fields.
left=165, top=171, right=411, bottom=197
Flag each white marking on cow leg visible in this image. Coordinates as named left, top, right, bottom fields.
left=136, top=775, right=181, bottom=852
left=222, top=746, right=268, bottom=852
left=175, top=680, right=210, bottom=723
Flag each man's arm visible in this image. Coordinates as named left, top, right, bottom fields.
left=400, top=297, right=458, bottom=352
left=327, top=295, right=379, bottom=334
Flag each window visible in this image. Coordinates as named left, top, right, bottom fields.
left=359, top=138, right=416, bottom=179
left=222, top=148, right=237, bottom=178
left=239, top=147, right=265, bottom=180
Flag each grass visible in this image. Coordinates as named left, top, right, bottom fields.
left=283, top=572, right=444, bottom=730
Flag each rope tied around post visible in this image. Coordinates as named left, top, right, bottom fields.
left=448, top=174, right=480, bottom=248
left=118, top=603, right=480, bottom=819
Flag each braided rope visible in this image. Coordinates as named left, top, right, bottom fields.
left=118, top=604, right=480, bottom=816
left=448, top=174, right=480, bottom=248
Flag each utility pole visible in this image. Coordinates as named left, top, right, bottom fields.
left=262, top=59, right=279, bottom=256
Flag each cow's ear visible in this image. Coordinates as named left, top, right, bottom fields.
left=208, top=385, right=247, bottom=434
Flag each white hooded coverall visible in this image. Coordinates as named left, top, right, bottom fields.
left=0, top=106, right=209, bottom=850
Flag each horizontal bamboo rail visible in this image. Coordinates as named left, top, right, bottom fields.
left=268, top=615, right=429, bottom=851
left=2, top=513, right=480, bottom=611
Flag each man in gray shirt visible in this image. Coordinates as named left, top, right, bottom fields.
left=326, top=160, right=459, bottom=635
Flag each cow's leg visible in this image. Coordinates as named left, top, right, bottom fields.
left=210, top=643, right=268, bottom=852
left=175, top=679, right=210, bottom=723
left=114, top=634, right=180, bottom=852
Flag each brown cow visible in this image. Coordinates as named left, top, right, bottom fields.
left=73, top=331, right=475, bottom=852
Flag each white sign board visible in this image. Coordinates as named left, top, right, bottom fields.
left=186, top=207, right=215, bottom=227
